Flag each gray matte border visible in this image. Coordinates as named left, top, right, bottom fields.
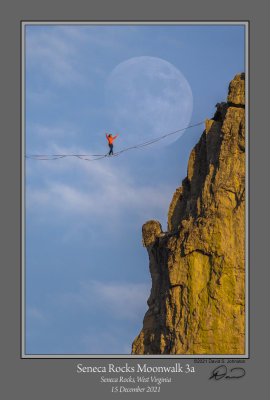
left=21, top=20, right=249, bottom=359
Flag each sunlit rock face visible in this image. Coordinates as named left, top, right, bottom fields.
left=132, top=73, right=246, bottom=355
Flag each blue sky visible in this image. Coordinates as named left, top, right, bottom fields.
left=25, top=23, right=245, bottom=354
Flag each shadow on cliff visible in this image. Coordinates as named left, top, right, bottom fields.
left=169, top=103, right=229, bottom=233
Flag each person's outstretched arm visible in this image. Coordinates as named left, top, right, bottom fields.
left=106, top=133, right=109, bottom=140
left=112, top=134, right=118, bottom=140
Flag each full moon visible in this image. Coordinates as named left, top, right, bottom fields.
left=106, top=56, right=193, bottom=148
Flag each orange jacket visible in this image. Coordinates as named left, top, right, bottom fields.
left=106, top=133, right=118, bottom=145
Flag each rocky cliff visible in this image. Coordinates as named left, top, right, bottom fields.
left=132, top=73, right=246, bottom=355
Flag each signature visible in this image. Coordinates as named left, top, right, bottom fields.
left=209, top=365, right=246, bottom=380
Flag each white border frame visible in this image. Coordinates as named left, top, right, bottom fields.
left=21, top=21, right=249, bottom=358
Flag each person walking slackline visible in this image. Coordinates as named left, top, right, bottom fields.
left=106, top=133, right=118, bottom=155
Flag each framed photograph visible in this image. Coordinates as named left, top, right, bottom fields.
left=22, top=21, right=248, bottom=361
left=2, top=0, right=269, bottom=394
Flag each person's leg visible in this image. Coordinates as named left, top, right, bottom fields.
left=109, top=145, right=113, bottom=155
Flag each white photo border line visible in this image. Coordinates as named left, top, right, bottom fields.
left=21, top=20, right=249, bottom=359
